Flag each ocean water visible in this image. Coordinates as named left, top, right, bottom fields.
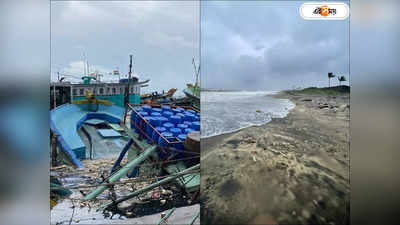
left=201, top=91, right=295, bottom=138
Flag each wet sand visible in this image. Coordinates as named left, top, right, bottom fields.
left=200, top=92, right=350, bottom=225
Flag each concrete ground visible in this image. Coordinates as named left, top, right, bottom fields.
left=51, top=195, right=200, bottom=225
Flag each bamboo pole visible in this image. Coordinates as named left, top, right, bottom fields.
left=189, top=210, right=200, bottom=225
left=84, top=145, right=157, bottom=201
left=99, top=164, right=200, bottom=210
left=158, top=207, right=176, bottom=225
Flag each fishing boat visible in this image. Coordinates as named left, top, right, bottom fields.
left=50, top=57, right=200, bottom=223
left=183, top=84, right=200, bottom=109
left=140, top=88, right=178, bottom=104
left=182, top=58, right=200, bottom=109
left=51, top=78, right=149, bottom=110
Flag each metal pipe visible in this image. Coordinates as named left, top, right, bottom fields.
left=84, top=145, right=157, bottom=201
left=99, top=164, right=200, bottom=210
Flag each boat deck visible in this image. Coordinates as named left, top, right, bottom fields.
left=50, top=103, right=124, bottom=165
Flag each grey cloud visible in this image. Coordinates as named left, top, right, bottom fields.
left=202, top=1, right=349, bottom=91
left=51, top=1, right=199, bottom=94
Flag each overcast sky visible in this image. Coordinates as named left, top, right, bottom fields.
left=51, top=1, right=199, bottom=94
left=201, top=1, right=350, bottom=91
left=51, top=1, right=349, bottom=93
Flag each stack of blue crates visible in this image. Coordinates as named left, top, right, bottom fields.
left=132, top=105, right=200, bottom=159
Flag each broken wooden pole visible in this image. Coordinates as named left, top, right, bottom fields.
left=110, top=139, right=134, bottom=174
left=51, top=132, right=59, bottom=167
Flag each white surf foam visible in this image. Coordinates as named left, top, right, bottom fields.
left=201, top=91, right=295, bottom=138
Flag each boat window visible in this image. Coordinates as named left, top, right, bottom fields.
left=79, top=88, right=84, bottom=95
left=120, top=87, right=123, bottom=94
left=112, top=88, right=116, bottom=94
left=73, top=88, right=77, bottom=96
left=107, top=87, right=110, bottom=94
left=99, top=88, right=104, bottom=94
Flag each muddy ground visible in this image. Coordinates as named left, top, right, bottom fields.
left=200, top=92, right=350, bottom=225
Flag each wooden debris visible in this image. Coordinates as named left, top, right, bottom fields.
left=184, top=131, right=200, bottom=153
left=51, top=165, right=68, bottom=171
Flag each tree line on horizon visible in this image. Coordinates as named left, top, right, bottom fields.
left=328, top=72, right=347, bottom=87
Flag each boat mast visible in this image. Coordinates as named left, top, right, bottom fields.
left=192, top=58, right=200, bottom=87
left=83, top=52, right=87, bottom=76
left=123, top=54, right=133, bottom=124
left=53, top=72, right=57, bottom=109
left=87, top=60, right=90, bottom=76
left=117, top=67, right=120, bottom=81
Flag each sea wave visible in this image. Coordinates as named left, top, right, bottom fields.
left=201, top=91, right=295, bottom=138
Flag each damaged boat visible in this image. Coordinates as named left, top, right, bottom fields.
left=50, top=87, right=200, bottom=224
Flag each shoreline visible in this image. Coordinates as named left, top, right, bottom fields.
left=201, top=91, right=350, bottom=225
left=202, top=91, right=295, bottom=146
left=201, top=91, right=295, bottom=153
left=202, top=90, right=349, bottom=150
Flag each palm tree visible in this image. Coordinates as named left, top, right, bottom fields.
left=328, top=72, right=335, bottom=87
left=338, top=76, right=346, bottom=86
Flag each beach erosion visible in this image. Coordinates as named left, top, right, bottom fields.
left=200, top=90, right=350, bottom=225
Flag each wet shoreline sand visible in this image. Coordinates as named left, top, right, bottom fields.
left=201, top=91, right=350, bottom=225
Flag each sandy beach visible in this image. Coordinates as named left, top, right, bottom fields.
left=200, top=91, right=350, bottom=225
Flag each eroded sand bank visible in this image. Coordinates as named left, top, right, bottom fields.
left=201, top=92, right=350, bottom=225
